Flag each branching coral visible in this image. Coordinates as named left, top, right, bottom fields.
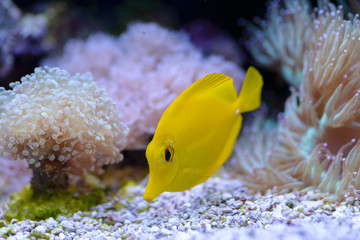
left=44, top=22, right=244, bottom=149
left=234, top=1, right=360, bottom=201
left=0, top=67, right=128, bottom=191
left=246, top=0, right=313, bottom=86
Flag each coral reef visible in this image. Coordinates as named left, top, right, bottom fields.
left=44, top=22, right=244, bottom=149
left=0, top=67, right=128, bottom=191
left=233, top=1, right=360, bottom=201
left=2, top=0, right=360, bottom=238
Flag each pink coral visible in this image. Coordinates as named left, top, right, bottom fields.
left=44, top=22, right=245, bottom=149
left=0, top=156, right=31, bottom=199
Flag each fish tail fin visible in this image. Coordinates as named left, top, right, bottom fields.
left=235, top=66, right=263, bottom=114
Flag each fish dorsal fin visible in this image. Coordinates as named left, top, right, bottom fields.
left=179, top=73, right=237, bottom=103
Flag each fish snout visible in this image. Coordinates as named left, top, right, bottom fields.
left=143, top=173, right=166, bottom=202
left=143, top=185, right=162, bottom=202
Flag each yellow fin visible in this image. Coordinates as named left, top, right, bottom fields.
left=180, top=73, right=237, bottom=103
left=236, top=66, right=263, bottom=113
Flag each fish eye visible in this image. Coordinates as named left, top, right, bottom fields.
left=163, top=146, right=174, bottom=162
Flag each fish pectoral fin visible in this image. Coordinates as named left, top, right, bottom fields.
left=236, top=66, right=263, bottom=113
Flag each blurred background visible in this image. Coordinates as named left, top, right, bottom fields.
left=3, top=0, right=269, bottom=87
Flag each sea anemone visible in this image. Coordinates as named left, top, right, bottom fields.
left=246, top=0, right=313, bottom=87
left=44, top=22, right=244, bottom=149
left=0, top=67, right=128, bottom=191
left=228, top=110, right=284, bottom=191
left=234, top=1, right=360, bottom=200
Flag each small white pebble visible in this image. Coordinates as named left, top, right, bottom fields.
left=160, top=228, right=172, bottom=235
left=46, top=217, right=58, bottom=230
left=51, top=228, right=63, bottom=235
left=57, top=216, right=67, bottom=222
left=72, top=213, right=81, bottom=221
left=221, top=206, right=233, bottom=214
left=34, top=225, right=47, bottom=234
left=59, top=232, right=65, bottom=239
left=222, top=192, right=232, bottom=201
left=151, top=226, right=160, bottom=233
left=60, top=220, right=73, bottom=229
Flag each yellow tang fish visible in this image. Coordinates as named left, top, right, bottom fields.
left=143, top=67, right=263, bottom=201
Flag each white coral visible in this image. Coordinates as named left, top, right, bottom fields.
left=0, top=66, right=128, bottom=189
left=44, top=22, right=244, bottom=149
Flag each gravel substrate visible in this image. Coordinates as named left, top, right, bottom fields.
left=1, top=169, right=360, bottom=240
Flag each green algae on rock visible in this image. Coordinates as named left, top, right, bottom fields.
left=0, top=226, right=14, bottom=239
left=4, top=185, right=105, bottom=221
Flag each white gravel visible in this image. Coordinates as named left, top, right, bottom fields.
left=1, top=169, right=360, bottom=239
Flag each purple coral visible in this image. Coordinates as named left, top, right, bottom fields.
left=0, top=67, right=128, bottom=190
left=44, top=22, right=245, bottom=149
